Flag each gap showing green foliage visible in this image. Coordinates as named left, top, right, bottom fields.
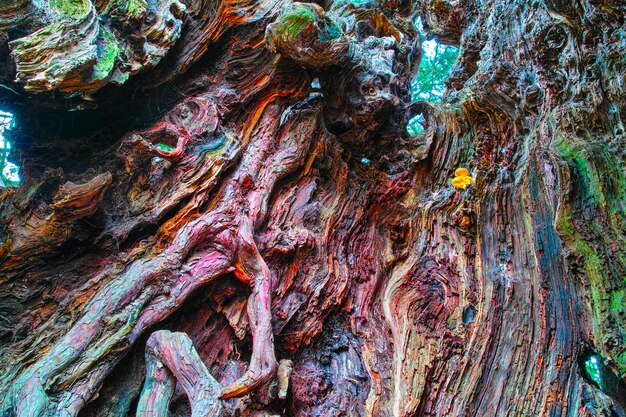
left=585, top=355, right=603, bottom=388
left=407, top=113, right=425, bottom=136
left=410, top=19, right=459, bottom=103
left=0, top=111, right=19, bottom=188
left=407, top=18, right=459, bottom=136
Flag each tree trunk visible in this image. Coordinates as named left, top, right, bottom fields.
left=0, top=0, right=625, bottom=416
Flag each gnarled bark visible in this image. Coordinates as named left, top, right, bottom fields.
left=0, top=0, right=625, bottom=416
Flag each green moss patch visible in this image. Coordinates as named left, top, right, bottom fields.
left=93, top=29, right=119, bottom=81
left=50, top=0, right=91, bottom=18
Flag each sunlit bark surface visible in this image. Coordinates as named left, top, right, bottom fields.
left=0, top=0, right=625, bottom=416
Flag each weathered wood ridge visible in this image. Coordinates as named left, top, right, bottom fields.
left=0, top=0, right=625, bottom=416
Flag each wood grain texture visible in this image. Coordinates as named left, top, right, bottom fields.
left=0, top=0, right=625, bottom=416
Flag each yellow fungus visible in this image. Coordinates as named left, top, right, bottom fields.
left=451, top=168, right=474, bottom=190
left=455, top=167, right=469, bottom=177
